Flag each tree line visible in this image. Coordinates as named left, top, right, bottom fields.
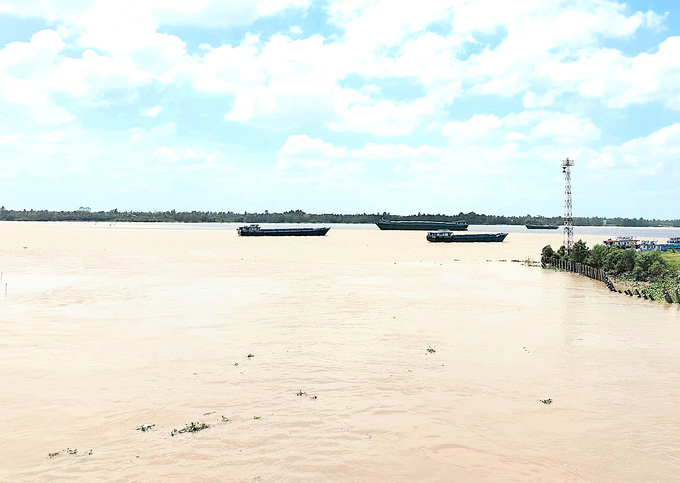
left=0, top=207, right=678, bottom=226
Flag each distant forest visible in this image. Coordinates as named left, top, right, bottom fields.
left=0, top=207, right=677, bottom=227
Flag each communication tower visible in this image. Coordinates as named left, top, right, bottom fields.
left=561, top=158, right=575, bottom=252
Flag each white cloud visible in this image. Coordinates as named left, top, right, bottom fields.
left=140, top=105, right=163, bottom=117
left=442, top=111, right=600, bottom=146
left=0, top=132, right=23, bottom=145
left=36, top=130, right=67, bottom=143
left=1, top=0, right=310, bottom=28
left=592, top=123, right=680, bottom=176
left=529, top=113, right=600, bottom=144
left=129, top=122, right=177, bottom=141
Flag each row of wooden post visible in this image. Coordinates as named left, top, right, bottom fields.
left=545, top=259, right=680, bottom=304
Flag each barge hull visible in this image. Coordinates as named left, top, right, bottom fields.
left=376, top=221, right=468, bottom=231
left=427, top=233, right=508, bottom=243
left=239, top=227, right=330, bottom=237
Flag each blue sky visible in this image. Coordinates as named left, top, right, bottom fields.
left=0, top=0, right=679, bottom=218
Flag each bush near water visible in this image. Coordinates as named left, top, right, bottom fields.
left=542, top=242, right=680, bottom=300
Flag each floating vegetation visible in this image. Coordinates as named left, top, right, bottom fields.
left=49, top=448, right=93, bottom=458
left=203, top=411, right=215, bottom=416
left=221, top=416, right=230, bottom=422
left=234, top=362, right=239, bottom=366
left=247, top=354, right=255, bottom=358
left=539, top=398, right=553, bottom=405
left=136, top=424, right=155, bottom=432
left=253, top=416, right=261, bottom=420
left=427, top=346, right=436, bottom=354
left=296, top=390, right=307, bottom=396
left=170, top=422, right=210, bottom=437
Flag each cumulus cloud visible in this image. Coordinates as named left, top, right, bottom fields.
left=140, top=105, right=163, bottom=117
left=0, top=132, right=23, bottom=145
left=591, top=123, right=680, bottom=176
left=442, top=111, right=600, bottom=146
left=0, top=0, right=678, bottom=215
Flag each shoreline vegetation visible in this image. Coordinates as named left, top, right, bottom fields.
left=542, top=241, right=680, bottom=302
left=1, top=207, right=678, bottom=227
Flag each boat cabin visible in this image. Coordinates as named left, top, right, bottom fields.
left=237, top=224, right=262, bottom=234
left=603, top=236, right=639, bottom=249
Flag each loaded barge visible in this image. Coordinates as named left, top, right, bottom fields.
left=376, top=219, right=468, bottom=231
left=525, top=224, right=559, bottom=230
left=237, top=224, right=330, bottom=237
left=427, top=230, right=508, bottom=243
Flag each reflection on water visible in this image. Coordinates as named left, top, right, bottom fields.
left=0, top=223, right=679, bottom=482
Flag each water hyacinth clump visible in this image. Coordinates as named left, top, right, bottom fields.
left=170, top=422, right=210, bottom=437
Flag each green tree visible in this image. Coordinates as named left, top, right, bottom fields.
left=650, top=261, right=664, bottom=278
left=587, top=244, right=611, bottom=269
left=541, top=245, right=555, bottom=265
left=570, top=240, right=589, bottom=264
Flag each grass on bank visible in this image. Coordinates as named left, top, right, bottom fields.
left=661, top=252, right=680, bottom=273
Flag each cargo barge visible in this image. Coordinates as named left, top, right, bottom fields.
left=376, top=220, right=468, bottom=231
left=237, top=224, right=330, bottom=236
left=426, top=230, right=508, bottom=243
left=525, top=224, right=559, bottom=230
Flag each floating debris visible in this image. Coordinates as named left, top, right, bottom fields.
left=253, top=416, right=262, bottom=420
left=52, top=448, right=92, bottom=457
left=171, top=422, right=210, bottom=437
left=247, top=354, right=255, bottom=358
left=221, top=416, right=230, bottom=422
left=539, top=398, right=553, bottom=405
left=426, top=346, right=436, bottom=354
left=234, top=362, right=239, bottom=366
left=135, top=424, right=155, bottom=432
left=296, top=390, right=307, bottom=396
left=203, top=411, right=215, bottom=416
left=310, top=395, right=317, bottom=400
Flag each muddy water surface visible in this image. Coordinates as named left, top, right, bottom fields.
left=1, top=223, right=679, bottom=482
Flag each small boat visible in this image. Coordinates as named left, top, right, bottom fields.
left=658, top=237, right=680, bottom=252
left=525, top=224, right=559, bottom=230
left=376, top=219, right=468, bottom=231
left=237, top=224, right=330, bottom=237
left=603, top=236, right=639, bottom=249
left=427, top=230, right=508, bottom=243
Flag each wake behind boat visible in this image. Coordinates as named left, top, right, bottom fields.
left=376, top=219, right=468, bottom=231
left=237, top=224, right=330, bottom=236
left=427, top=230, right=508, bottom=243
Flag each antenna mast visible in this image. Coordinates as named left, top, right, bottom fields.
left=561, top=158, right=575, bottom=252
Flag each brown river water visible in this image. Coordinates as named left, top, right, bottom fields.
left=1, top=222, right=679, bottom=482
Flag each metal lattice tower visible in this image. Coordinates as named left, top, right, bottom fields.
left=561, top=158, right=575, bottom=252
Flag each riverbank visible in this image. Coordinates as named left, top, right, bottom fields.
left=542, top=241, right=680, bottom=304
